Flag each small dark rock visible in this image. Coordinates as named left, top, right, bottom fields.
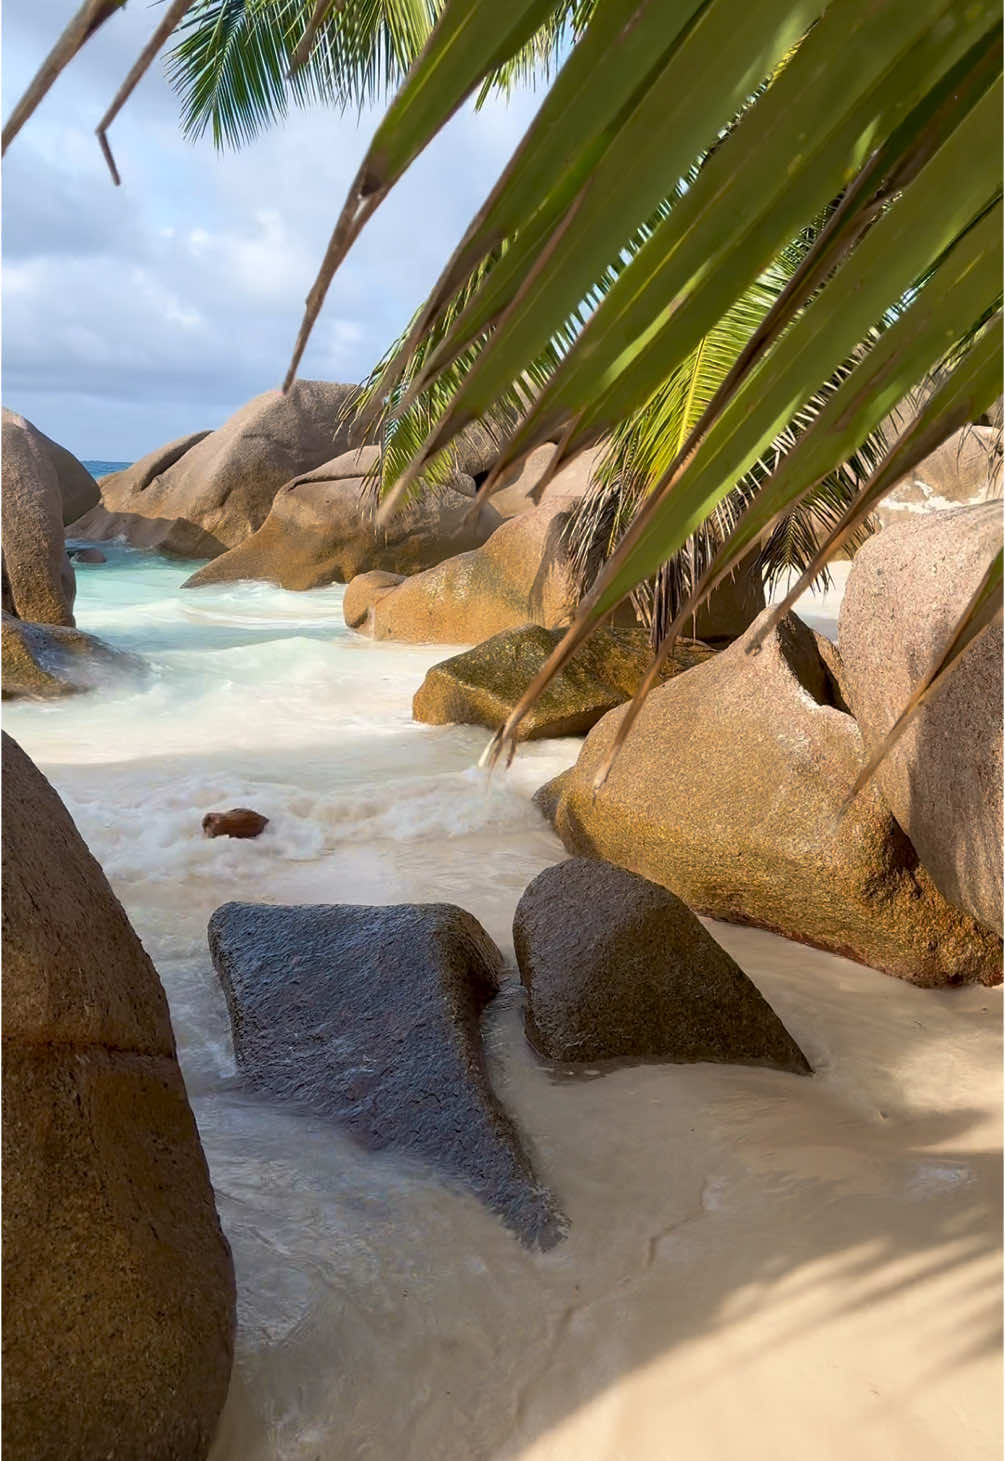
left=202, top=809, right=269, bottom=839
left=514, top=858, right=812, bottom=1074
left=68, top=547, right=107, bottom=564
left=207, top=900, right=566, bottom=1247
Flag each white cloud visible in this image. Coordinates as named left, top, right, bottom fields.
left=1, top=0, right=542, bottom=459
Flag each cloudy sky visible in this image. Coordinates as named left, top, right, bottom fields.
left=2, top=0, right=542, bottom=460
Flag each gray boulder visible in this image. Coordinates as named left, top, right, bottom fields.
left=66, top=382, right=359, bottom=558
left=487, top=444, right=561, bottom=519
left=839, top=502, right=1003, bottom=934
left=2, top=733, right=235, bottom=1461
left=181, top=446, right=501, bottom=589
left=70, top=429, right=212, bottom=547
left=345, top=449, right=601, bottom=644
left=208, top=900, right=565, bottom=1247
left=514, top=858, right=811, bottom=1072
left=342, top=569, right=405, bottom=631
left=1, top=410, right=76, bottom=625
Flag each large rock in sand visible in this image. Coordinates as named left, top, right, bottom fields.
left=514, top=858, right=811, bottom=1071
left=413, top=624, right=716, bottom=739
left=1, top=410, right=76, bottom=625
left=875, top=424, right=1003, bottom=526
left=346, top=449, right=602, bottom=643
left=208, top=900, right=565, bottom=1247
left=839, top=502, right=1003, bottom=935
left=66, top=381, right=358, bottom=557
left=2, top=612, right=144, bottom=700
left=1, top=733, right=235, bottom=1461
left=536, top=611, right=1001, bottom=987
left=181, top=446, right=501, bottom=590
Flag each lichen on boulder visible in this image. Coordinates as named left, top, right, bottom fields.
left=413, top=623, right=716, bottom=739
left=2, top=613, right=145, bottom=700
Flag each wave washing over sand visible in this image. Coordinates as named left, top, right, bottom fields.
left=5, top=546, right=1000, bottom=1461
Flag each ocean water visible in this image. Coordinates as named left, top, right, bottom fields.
left=82, top=459, right=131, bottom=477
left=3, top=547, right=1000, bottom=1461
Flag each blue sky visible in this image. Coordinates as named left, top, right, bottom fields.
left=2, top=0, right=543, bottom=459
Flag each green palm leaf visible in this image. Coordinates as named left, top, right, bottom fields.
left=165, top=0, right=591, bottom=153
left=565, top=239, right=886, bottom=642
left=165, top=0, right=439, bottom=149
left=297, top=0, right=999, bottom=768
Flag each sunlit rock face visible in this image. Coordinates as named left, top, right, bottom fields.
left=839, top=501, right=1004, bottom=936
left=537, top=610, right=1002, bottom=987
left=182, top=446, right=502, bottom=591
left=2, top=408, right=77, bottom=626
left=67, top=381, right=359, bottom=558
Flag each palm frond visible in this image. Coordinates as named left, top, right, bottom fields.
left=3, top=0, right=128, bottom=154
left=165, top=0, right=439, bottom=149
left=475, top=0, right=594, bottom=106
left=164, top=0, right=585, bottom=150
left=340, top=241, right=570, bottom=507
left=563, top=236, right=888, bottom=646
left=363, top=62, right=886, bottom=642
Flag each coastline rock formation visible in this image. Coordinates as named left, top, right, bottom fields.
left=181, top=446, right=502, bottom=589
left=839, top=502, right=1003, bottom=935
left=876, top=423, right=1003, bottom=526
left=2, top=410, right=77, bottom=626
left=343, top=569, right=405, bottom=631
left=536, top=610, right=1002, bottom=987
left=344, top=450, right=601, bottom=643
left=413, top=624, right=716, bottom=739
left=208, top=899, right=565, bottom=1248
left=67, top=381, right=359, bottom=557
left=1, top=408, right=99, bottom=525
left=71, top=428, right=212, bottom=538
left=514, top=859, right=811, bottom=1072
left=2, top=733, right=235, bottom=1461
left=2, top=613, right=144, bottom=700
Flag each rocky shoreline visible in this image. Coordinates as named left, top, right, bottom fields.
left=2, top=383, right=1001, bottom=1459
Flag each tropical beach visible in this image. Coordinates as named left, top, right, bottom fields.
left=2, top=3, right=1003, bottom=1460
left=3, top=542, right=1001, bottom=1460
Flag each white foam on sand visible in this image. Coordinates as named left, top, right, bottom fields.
left=4, top=546, right=1000, bottom=1461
